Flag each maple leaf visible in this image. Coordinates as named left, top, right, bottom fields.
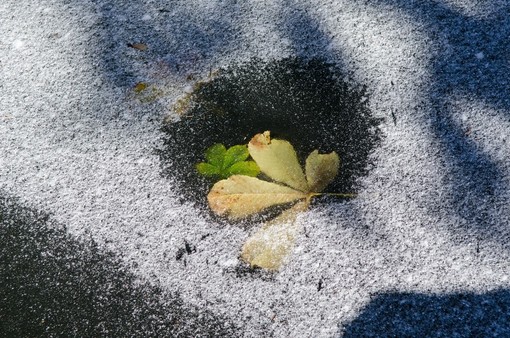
left=196, top=144, right=260, bottom=180
left=206, top=131, right=348, bottom=271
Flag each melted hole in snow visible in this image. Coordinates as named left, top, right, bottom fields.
left=159, top=57, right=382, bottom=212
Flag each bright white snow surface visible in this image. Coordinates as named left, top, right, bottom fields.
left=1, top=0, right=510, bottom=336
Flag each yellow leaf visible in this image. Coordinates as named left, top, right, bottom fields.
left=248, top=131, right=309, bottom=192
left=207, top=175, right=307, bottom=220
left=133, top=82, right=148, bottom=93
left=240, top=201, right=308, bottom=270
left=305, top=150, right=340, bottom=192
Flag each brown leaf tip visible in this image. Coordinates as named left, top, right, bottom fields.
left=249, top=131, right=271, bottom=148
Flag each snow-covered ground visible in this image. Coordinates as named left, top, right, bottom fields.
left=1, top=0, right=510, bottom=336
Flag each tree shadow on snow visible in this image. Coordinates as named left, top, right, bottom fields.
left=368, top=0, right=510, bottom=247
left=93, top=0, right=241, bottom=88
left=0, top=196, right=240, bottom=337
left=341, top=289, right=510, bottom=337
left=51, top=0, right=510, bottom=332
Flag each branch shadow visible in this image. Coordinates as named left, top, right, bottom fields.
left=93, top=1, right=242, bottom=89
left=337, top=2, right=510, bottom=334
left=366, top=0, right=510, bottom=245
left=0, top=196, right=240, bottom=337
left=280, top=0, right=337, bottom=61
left=341, top=289, right=510, bottom=337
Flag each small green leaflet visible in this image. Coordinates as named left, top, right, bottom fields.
left=196, top=144, right=261, bottom=179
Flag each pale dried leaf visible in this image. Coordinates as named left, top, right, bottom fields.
left=240, top=201, right=308, bottom=270
left=207, top=175, right=307, bottom=220
left=305, top=150, right=339, bottom=192
left=248, top=131, right=309, bottom=192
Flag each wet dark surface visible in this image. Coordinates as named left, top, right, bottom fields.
left=0, top=196, right=241, bottom=337
left=160, top=58, right=382, bottom=206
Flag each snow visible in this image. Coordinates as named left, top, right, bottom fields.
left=1, top=0, right=510, bottom=336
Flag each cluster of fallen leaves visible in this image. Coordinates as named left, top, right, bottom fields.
left=198, top=131, right=344, bottom=270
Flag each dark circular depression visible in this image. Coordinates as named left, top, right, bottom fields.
left=159, top=58, right=382, bottom=209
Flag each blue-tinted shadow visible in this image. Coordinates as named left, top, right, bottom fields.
left=0, top=196, right=240, bottom=337
left=342, top=289, right=510, bottom=337
left=363, top=0, right=510, bottom=246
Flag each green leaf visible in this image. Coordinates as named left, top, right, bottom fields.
left=224, top=161, right=260, bottom=177
left=197, top=143, right=261, bottom=180
left=205, top=144, right=226, bottom=168
left=196, top=163, right=221, bottom=177
left=223, top=145, right=250, bottom=169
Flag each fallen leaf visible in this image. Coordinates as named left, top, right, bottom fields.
left=207, top=175, right=307, bottom=220
left=203, top=131, right=346, bottom=271
left=223, top=145, right=250, bottom=169
left=224, top=161, right=260, bottom=177
left=133, top=82, right=148, bottom=93
left=248, top=131, right=309, bottom=192
left=205, top=143, right=226, bottom=168
left=196, top=163, right=221, bottom=177
left=197, top=144, right=260, bottom=179
left=132, top=83, right=164, bottom=103
left=127, top=43, right=148, bottom=51
left=305, top=150, right=340, bottom=192
left=240, top=201, right=308, bottom=270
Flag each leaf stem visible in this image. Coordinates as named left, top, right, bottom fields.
left=324, top=192, right=357, bottom=198
left=307, top=192, right=357, bottom=200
